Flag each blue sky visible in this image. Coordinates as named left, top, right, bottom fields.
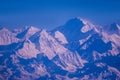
left=0, top=0, right=120, bottom=30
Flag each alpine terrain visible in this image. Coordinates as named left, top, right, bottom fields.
left=0, top=17, right=120, bottom=80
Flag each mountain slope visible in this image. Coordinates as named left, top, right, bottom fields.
left=0, top=18, right=120, bottom=80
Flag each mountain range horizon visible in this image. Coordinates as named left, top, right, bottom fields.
left=0, top=17, right=120, bottom=80
left=1, top=17, right=120, bottom=31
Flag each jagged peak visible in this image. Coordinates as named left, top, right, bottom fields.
left=0, top=27, right=16, bottom=36
left=106, top=23, right=120, bottom=34
left=25, top=26, right=40, bottom=32
left=76, top=17, right=92, bottom=24
left=53, top=17, right=97, bottom=42
left=59, top=17, right=95, bottom=33
left=109, top=23, right=120, bottom=31
left=40, top=29, right=47, bottom=34
left=0, top=27, right=10, bottom=32
left=66, top=17, right=94, bottom=26
left=26, top=26, right=40, bottom=36
left=16, top=26, right=40, bottom=39
left=65, top=17, right=84, bottom=28
left=39, top=29, right=49, bottom=37
left=0, top=27, right=19, bottom=45
left=80, top=19, right=95, bottom=33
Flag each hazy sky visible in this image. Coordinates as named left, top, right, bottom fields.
left=0, top=0, right=120, bottom=30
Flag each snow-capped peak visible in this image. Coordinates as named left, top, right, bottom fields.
left=39, top=29, right=48, bottom=37
left=0, top=28, right=9, bottom=33
left=63, top=17, right=95, bottom=33
left=79, top=18, right=95, bottom=33
left=53, top=17, right=97, bottom=42
left=0, top=28, right=19, bottom=45
left=16, top=26, right=40, bottom=39
left=26, top=26, right=40, bottom=32
left=25, top=26, right=40, bottom=37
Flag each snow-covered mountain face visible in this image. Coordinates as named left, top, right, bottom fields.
left=0, top=18, right=120, bottom=80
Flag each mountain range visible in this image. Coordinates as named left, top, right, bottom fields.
left=0, top=17, right=120, bottom=80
